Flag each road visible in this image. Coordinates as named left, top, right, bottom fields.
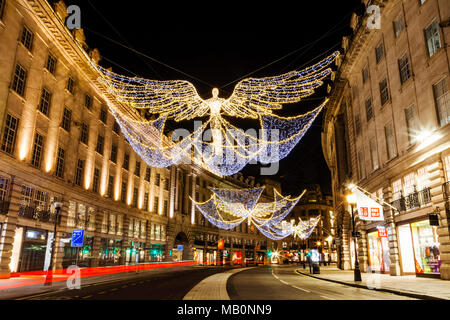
left=227, top=265, right=415, bottom=300
left=10, top=265, right=415, bottom=300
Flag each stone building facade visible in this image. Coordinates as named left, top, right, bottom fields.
left=289, top=185, right=336, bottom=262
left=322, top=0, right=450, bottom=279
left=0, top=0, right=294, bottom=278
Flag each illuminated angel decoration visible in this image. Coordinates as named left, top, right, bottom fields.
left=191, top=186, right=319, bottom=240
left=93, top=51, right=339, bottom=176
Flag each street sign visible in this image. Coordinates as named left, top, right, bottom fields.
left=177, top=244, right=184, bottom=251
left=71, top=229, right=84, bottom=247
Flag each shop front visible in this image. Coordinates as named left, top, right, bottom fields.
left=125, top=240, right=145, bottom=264
left=397, top=220, right=441, bottom=277
left=193, top=248, right=204, bottom=265
left=367, top=229, right=390, bottom=273
left=99, top=238, right=122, bottom=266
left=206, top=249, right=217, bottom=265
left=62, top=236, right=94, bottom=268
left=18, top=228, right=51, bottom=273
left=148, top=243, right=165, bottom=262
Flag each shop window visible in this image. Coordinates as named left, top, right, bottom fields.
left=411, top=221, right=441, bottom=274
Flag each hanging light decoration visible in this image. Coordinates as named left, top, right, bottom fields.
left=192, top=186, right=311, bottom=240
left=92, top=51, right=340, bottom=176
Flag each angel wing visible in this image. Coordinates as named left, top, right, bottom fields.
left=95, top=65, right=210, bottom=122
left=222, top=51, right=339, bottom=119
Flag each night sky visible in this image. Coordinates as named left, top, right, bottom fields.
left=57, top=0, right=363, bottom=196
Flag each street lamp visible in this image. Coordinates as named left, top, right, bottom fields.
left=346, top=193, right=362, bottom=282
left=45, top=201, right=62, bottom=286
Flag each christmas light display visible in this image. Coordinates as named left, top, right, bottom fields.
left=92, top=51, right=339, bottom=176
left=192, top=186, right=317, bottom=240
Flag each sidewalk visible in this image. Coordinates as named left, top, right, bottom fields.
left=295, top=265, right=450, bottom=300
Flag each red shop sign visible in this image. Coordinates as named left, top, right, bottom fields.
left=378, top=227, right=387, bottom=238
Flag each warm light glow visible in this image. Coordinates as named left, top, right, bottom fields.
left=93, top=51, right=340, bottom=176
left=346, top=193, right=356, bottom=205
left=316, top=241, right=321, bottom=246
left=326, top=235, right=333, bottom=243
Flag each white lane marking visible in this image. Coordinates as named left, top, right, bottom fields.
left=291, top=285, right=311, bottom=293
left=320, top=295, right=335, bottom=300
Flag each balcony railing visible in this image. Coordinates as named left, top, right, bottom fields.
left=390, top=187, right=432, bottom=213
left=18, top=205, right=57, bottom=223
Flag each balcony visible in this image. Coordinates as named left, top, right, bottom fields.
left=390, top=187, right=432, bottom=213
left=18, top=205, right=57, bottom=223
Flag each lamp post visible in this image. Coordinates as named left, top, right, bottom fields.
left=45, top=201, right=62, bottom=286
left=346, top=193, right=362, bottom=282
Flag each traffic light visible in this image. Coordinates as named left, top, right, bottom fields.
left=267, top=251, right=272, bottom=257
left=305, top=251, right=311, bottom=258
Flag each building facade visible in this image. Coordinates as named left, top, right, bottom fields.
left=289, top=185, right=336, bottom=263
left=0, top=0, right=297, bottom=278
left=322, top=0, right=450, bottom=279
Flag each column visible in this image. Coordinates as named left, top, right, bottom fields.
left=145, top=220, right=152, bottom=262
left=90, top=211, right=105, bottom=267
left=164, top=223, right=175, bottom=262
left=0, top=180, right=21, bottom=279
left=53, top=200, right=69, bottom=270
left=169, top=166, right=176, bottom=219
left=203, top=233, right=207, bottom=265
left=428, top=159, right=450, bottom=280
left=383, top=185, right=401, bottom=276
left=119, top=215, right=130, bottom=265
left=190, top=171, right=196, bottom=225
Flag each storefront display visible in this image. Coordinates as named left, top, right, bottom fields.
left=367, top=231, right=390, bottom=273
left=99, top=238, right=122, bottom=266
left=149, top=244, right=164, bottom=262
left=398, top=220, right=441, bottom=276
left=19, top=228, right=49, bottom=272
left=411, top=220, right=441, bottom=275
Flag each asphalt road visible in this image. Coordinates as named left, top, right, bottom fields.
left=227, top=265, right=416, bottom=300
left=17, top=266, right=226, bottom=300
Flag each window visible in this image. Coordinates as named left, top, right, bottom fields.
left=31, top=133, right=44, bottom=168
left=362, top=66, right=369, bottom=84
left=45, top=54, right=57, bottom=74
left=370, top=138, right=379, bottom=171
left=55, top=147, right=65, bottom=178
left=85, top=94, right=92, bottom=110
left=92, top=168, right=100, bottom=193
left=155, top=173, right=160, bottom=186
left=110, top=144, right=117, bottom=163
left=12, top=64, right=27, bottom=97
left=132, top=187, right=138, bottom=208
left=392, top=179, right=402, bottom=200
left=144, top=192, right=149, bottom=211
left=196, top=177, right=200, bottom=185
left=355, top=114, right=361, bottom=135
left=154, top=196, right=159, bottom=214
left=393, top=14, right=405, bottom=38
left=164, top=177, right=169, bottom=190
left=95, top=134, right=104, bottom=155
left=1, top=114, right=19, bottom=154
left=375, top=43, right=384, bottom=63
left=20, top=26, right=33, bottom=51
left=145, top=167, right=151, bottom=181
left=61, top=107, right=72, bottom=132
left=433, top=78, right=449, bottom=126
left=163, top=200, right=168, bottom=216
left=67, top=77, right=75, bottom=94
left=75, top=159, right=84, bottom=186
left=365, top=97, right=373, bottom=121
left=403, top=172, right=416, bottom=195
left=99, top=107, right=107, bottom=124
left=135, top=161, right=141, bottom=177
left=398, top=54, right=411, bottom=84
left=405, top=105, right=419, bottom=145
left=120, top=181, right=127, bottom=203
left=123, top=153, right=129, bottom=170
left=379, top=79, right=389, bottom=106
left=38, top=88, right=51, bottom=116
left=0, top=0, right=5, bottom=20
left=425, top=21, right=441, bottom=57
left=80, top=122, right=89, bottom=144
left=107, top=175, right=114, bottom=198
left=113, top=120, right=120, bottom=134
left=384, top=123, right=397, bottom=160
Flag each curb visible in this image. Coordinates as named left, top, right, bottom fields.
left=294, top=269, right=445, bottom=301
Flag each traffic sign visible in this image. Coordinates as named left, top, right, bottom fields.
left=177, top=244, right=184, bottom=251
left=71, top=229, right=84, bottom=247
